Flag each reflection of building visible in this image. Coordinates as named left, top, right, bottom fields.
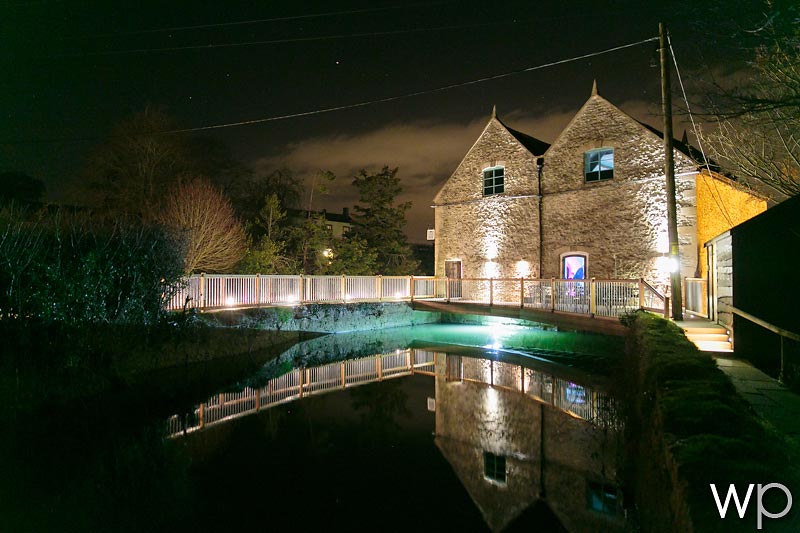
left=433, top=85, right=766, bottom=288
left=433, top=354, right=625, bottom=532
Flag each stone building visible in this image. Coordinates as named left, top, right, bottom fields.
left=433, top=84, right=765, bottom=290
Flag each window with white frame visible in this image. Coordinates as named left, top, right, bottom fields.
left=584, top=148, right=613, bottom=182
left=483, top=166, right=504, bottom=196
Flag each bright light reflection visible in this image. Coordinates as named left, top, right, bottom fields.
left=485, top=387, right=499, bottom=414
left=515, top=260, right=531, bottom=278
left=225, top=297, right=236, bottom=307
left=394, top=292, right=404, bottom=298
left=483, top=261, right=499, bottom=278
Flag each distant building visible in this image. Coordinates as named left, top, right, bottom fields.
left=433, top=83, right=766, bottom=290
left=288, top=207, right=353, bottom=238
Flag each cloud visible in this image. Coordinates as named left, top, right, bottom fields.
left=253, top=101, right=657, bottom=241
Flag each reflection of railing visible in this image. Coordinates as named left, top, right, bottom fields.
left=167, top=349, right=619, bottom=437
left=684, top=278, right=707, bottom=317
left=445, top=355, right=619, bottom=428
left=166, top=349, right=437, bottom=437
left=165, top=274, right=665, bottom=318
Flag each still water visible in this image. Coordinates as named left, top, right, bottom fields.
left=5, top=324, right=628, bottom=532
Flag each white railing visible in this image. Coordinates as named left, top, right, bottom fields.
left=684, top=278, right=707, bottom=317
left=166, top=274, right=666, bottom=318
left=166, top=349, right=619, bottom=437
left=166, top=349, right=436, bottom=436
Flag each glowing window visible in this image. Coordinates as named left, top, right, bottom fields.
left=587, top=482, right=618, bottom=515
left=483, top=166, right=504, bottom=196
left=584, top=148, right=613, bottom=182
left=562, top=255, right=586, bottom=279
left=484, top=451, right=506, bottom=483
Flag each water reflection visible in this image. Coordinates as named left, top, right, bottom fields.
left=167, top=348, right=625, bottom=532
left=436, top=355, right=625, bottom=531
left=167, top=350, right=617, bottom=437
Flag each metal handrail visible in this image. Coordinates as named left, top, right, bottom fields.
left=723, top=303, right=800, bottom=382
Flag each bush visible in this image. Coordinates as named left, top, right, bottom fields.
left=0, top=206, right=185, bottom=325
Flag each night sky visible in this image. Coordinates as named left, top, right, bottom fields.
left=2, top=0, right=761, bottom=241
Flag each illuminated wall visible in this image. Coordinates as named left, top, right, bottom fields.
left=433, top=117, right=542, bottom=281
left=695, top=170, right=766, bottom=278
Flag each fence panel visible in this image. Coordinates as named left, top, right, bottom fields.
left=381, top=277, right=410, bottom=300
left=306, top=276, right=343, bottom=303
left=553, top=280, right=589, bottom=314
left=345, top=276, right=378, bottom=301
left=594, top=280, right=639, bottom=317
left=522, top=280, right=552, bottom=310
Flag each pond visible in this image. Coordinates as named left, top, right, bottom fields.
left=3, top=323, right=629, bottom=532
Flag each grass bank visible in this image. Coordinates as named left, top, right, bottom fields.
left=623, top=311, right=799, bottom=532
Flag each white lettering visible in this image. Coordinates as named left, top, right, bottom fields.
left=710, top=484, right=754, bottom=519
left=757, top=483, right=792, bottom=530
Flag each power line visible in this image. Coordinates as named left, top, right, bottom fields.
left=55, top=19, right=528, bottom=57
left=5, top=36, right=659, bottom=145
left=669, top=35, right=734, bottom=227
left=63, top=2, right=450, bottom=40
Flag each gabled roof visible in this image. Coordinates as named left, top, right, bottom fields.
left=500, top=120, right=550, bottom=156
left=636, top=121, right=720, bottom=172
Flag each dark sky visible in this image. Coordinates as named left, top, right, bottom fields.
left=1, top=0, right=762, bottom=241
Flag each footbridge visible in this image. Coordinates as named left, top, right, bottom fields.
left=167, top=275, right=667, bottom=335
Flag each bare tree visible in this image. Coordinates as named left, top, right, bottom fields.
left=698, top=3, right=800, bottom=198
left=158, top=177, right=247, bottom=273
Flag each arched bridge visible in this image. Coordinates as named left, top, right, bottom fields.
left=167, top=274, right=667, bottom=335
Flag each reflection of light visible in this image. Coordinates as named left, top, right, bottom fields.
left=225, top=297, right=236, bottom=307
left=394, top=292, right=403, bottom=298
left=322, top=248, right=333, bottom=258
left=515, top=260, right=531, bottom=278
left=486, top=387, right=499, bottom=413
left=286, top=295, right=299, bottom=303
left=345, top=294, right=352, bottom=301
left=483, top=337, right=501, bottom=351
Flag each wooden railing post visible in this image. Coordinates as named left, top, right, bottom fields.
left=520, top=277, right=525, bottom=309
left=376, top=355, right=383, bottom=381
left=664, top=296, right=670, bottom=318
left=220, top=276, right=226, bottom=308
left=377, top=275, right=382, bottom=301
left=298, top=368, right=304, bottom=398
left=341, top=362, right=346, bottom=387
left=299, top=275, right=305, bottom=304
left=446, top=277, right=451, bottom=303
left=550, top=278, right=556, bottom=312
left=341, top=275, right=346, bottom=303
left=489, top=278, right=494, bottom=306
left=198, top=404, right=205, bottom=429
left=639, top=278, right=645, bottom=309
left=255, top=274, right=261, bottom=305
left=254, top=388, right=260, bottom=411
left=409, top=276, right=415, bottom=302
left=589, top=277, right=597, bottom=316
left=199, top=272, right=206, bottom=310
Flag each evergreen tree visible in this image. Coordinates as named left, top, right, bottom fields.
left=349, top=166, right=419, bottom=275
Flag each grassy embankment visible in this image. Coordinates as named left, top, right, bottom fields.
left=624, top=311, right=799, bottom=532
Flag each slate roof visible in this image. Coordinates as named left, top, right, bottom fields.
left=500, top=119, right=551, bottom=156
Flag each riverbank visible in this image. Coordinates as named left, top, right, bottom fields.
left=623, top=311, right=799, bottom=532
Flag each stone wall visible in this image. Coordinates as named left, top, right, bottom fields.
left=200, top=301, right=442, bottom=333
left=433, top=94, right=706, bottom=289
left=434, top=118, right=541, bottom=279
left=540, top=95, right=698, bottom=287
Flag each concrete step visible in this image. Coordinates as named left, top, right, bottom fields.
left=683, top=326, right=728, bottom=335
left=694, top=340, right=734, bottom=352
left=686, top=333, right=730, bottom=343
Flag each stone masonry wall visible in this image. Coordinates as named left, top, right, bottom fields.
left=541, top=95, right=698, bottom=287
left=434, top=118, right=541, bottom=279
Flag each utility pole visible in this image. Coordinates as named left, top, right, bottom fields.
left=660, top=22, right=683, bottom=320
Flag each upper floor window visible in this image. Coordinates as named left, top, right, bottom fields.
left=584, top=148, right=613, bottom=182
left=483, top=166, right=504, bottom=196
left=484, top=451, right=506, bottom=483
